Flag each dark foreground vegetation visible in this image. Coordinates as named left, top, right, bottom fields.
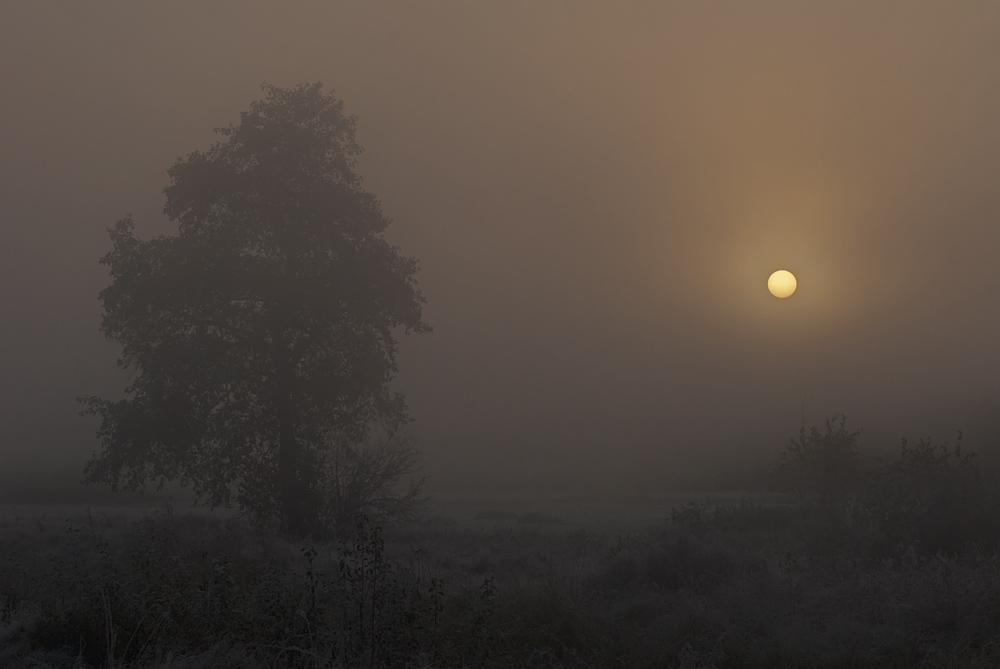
left=5, top=432, right=1000, bottom=669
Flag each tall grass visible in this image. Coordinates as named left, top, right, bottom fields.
left=4, top=498, right=1000, bottom=668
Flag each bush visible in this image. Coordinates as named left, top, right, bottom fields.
left=315, top=427, right=427, bottom=535
left=863, top=433, right=999, bottom=555
left=774, top=414, right=862, bottom=506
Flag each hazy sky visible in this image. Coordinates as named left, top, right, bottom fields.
left=3, top=1, right=1000, bottom=498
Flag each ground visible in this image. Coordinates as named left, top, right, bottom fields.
left=3, top=493, right=1000, bottom=668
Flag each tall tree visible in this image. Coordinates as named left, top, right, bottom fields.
left=81, top=83, right=428, bottom=536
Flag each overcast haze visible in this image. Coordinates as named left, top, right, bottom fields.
left=3, top=1, right=1000, bottom=501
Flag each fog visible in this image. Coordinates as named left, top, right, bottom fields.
left=3, top=1, right=1000, bottom=501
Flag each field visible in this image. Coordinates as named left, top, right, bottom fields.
left=3, top=492, right=1000, bottom=668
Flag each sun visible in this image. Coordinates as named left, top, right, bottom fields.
left=767, top=270, right=797, bottom=298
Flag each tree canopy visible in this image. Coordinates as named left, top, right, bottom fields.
left=82, top=83, right=428, bottom=536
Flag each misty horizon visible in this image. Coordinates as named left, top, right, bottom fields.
left=3, top=1, right=1000, bottom=503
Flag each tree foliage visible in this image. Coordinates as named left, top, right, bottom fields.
left=81, top=83, right=428, bottom=537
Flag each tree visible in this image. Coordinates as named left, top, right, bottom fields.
left=774, top=414, right=862, bottom=505
left=81, top=83, right=429, bottom=537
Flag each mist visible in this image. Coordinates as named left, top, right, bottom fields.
left=3, top=1, right=1000, bottom=502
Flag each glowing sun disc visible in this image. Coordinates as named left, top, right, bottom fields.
left=767, top=270, right=797, bottom=298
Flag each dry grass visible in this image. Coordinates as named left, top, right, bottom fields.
left=4, top=497, right=1000, bottom=668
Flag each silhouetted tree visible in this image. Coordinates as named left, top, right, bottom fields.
left=81, top=83, right=428, bottom=537
left=774, top=414, right=861, bottom=505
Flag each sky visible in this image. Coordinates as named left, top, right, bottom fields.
left=3, top=1, right=1000, bottom=500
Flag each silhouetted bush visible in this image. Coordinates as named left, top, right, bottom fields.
left=862, top=433, right=1000, bottom=555
left=316, top=428, right=427, bottom=536
left=774, top=414, right=862, bottom=505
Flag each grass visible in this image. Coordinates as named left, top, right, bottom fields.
left=4, top=497, right=1000, bottom=668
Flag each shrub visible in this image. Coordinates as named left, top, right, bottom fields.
left=316, top=427, right=427, bottom=535
left=774, top=414, right=862, bottom=506
left=863, top=432, right=999, bottom=555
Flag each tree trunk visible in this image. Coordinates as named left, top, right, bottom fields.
left=274, top=330, right=308, bottom=537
